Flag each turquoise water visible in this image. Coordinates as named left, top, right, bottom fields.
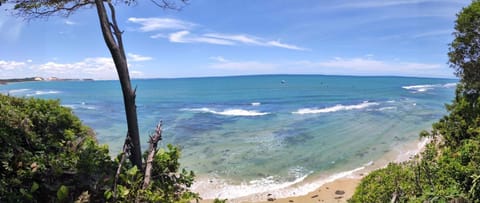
left=0, top=75, right=456, bottom=198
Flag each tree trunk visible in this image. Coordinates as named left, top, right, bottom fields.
left=94, top=0, right=142, bottom=169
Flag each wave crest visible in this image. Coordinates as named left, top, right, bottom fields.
left=26, top=90, right=61, bottom=96
left=183, top=107, right=269, bottom=116
left=292, top=101, right=379, bottom=115
left=402, top=82, right=457, bottom=92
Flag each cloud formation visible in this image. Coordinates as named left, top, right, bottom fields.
left=128, top=17, right=195, bottom=32
left=0, top=60, right=27, bottom=70
left=128, top=17, right=306, bottom=51
left=208, top=56, right=449, bottom=78
left=168, top=31, right=234, bottom=45
left=127, top=53, right=153, bottom=62
left=0, top=54, right=151, bottom=80
left=294, top=57, right=446, bottom=77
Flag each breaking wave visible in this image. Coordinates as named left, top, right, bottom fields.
left=26, top=90, right=61, bottom=96
left=182, top=107, right=270, bottom=116
left=292, top=101, right=379, bottom=115
left=402, top=82, right=457, bottom=93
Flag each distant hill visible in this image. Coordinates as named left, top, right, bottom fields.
left=0, top=77, right=94, bottom=84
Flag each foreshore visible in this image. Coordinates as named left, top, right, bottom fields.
left=198, top=137, right=430, bottom=203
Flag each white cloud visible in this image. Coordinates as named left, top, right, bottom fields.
left=150, top=33, right=168, bottom=39
left=295, top=57, right=446, bottom=77
left=266, top=40, right=307, bottom=51
left=37, top=57, right=117, bottom=79
left=127, top=53, right=153, bottom=62
left=204, top=33, right=263, bottom=45
left=168, top=31, right=235, bottom=45
left=0, top=57, right=150, bottom=80
left=205, top=33, right=307, bottom=50
left=209, top=57, right=277, bottom=71
left=0, top=60, right=27, bottom=70
left=128, top=16, right=306, bottom=50
left=128, top=17, right=196, bottom=32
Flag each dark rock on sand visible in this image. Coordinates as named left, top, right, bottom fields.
left=335, top=190, right=345, bottom=195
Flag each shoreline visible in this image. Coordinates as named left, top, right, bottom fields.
left=197, top=137, right=430, bottom=203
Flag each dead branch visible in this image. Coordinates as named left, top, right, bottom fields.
left=142, top=122, right=163, bottom=189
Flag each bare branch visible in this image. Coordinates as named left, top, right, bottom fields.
left=107, top=0, right=126, bottom=60
left=142, top=121, right=163, bottom=189
left=149, top=0, right=188, bottom=11
left=12, top=0, right=95, bottom=19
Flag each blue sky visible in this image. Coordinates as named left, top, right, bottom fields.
left=0, top=0, right=470, bottom=79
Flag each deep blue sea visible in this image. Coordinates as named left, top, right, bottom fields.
left=0, top=75, right=457, bottom=199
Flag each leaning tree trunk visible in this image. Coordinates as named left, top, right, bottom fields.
left=94, top=0, right=142, bottom=169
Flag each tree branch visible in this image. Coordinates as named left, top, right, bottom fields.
left=142, top=122, right=163, bottom=189
left=113, top=133, right=130, bottom=200
left=13, top=0, right=94, bottom=19
left=107, top=0, right=126, bottom=60
left=149, top=0, right=188, bottom=10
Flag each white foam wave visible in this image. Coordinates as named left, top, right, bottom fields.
left=443, top=83, right=457, bottom=88
left=402, top=82, right=457, bottom=93
left=192, top=167, right=311, bottom=200
left=63, top=104, right=96, bottom=110
left=8, top=89, right=30, bottom=94
left=26, top=90, right=61, bottom=96
left=193, top=163, right=371, bottom=200
left=378, top=106, right=397, bottom=111
left=395, top=138, right=430, bottom=163
left=292, top=101, right=379, bottom=115
left=251, top=102, right=261, bottom=106
left=183, top=107, right=269, bottom=116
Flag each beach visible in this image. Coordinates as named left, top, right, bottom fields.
left=198, top=137, right=430, bottom=203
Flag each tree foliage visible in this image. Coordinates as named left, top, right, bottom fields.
left=449, top=0, right=480, bottom=91
left=0, top=94, right=197, bottom=202
left=350, top=1, right=480, bottom=202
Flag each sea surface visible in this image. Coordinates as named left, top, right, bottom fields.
left=0, top=75, right=457, bottom=199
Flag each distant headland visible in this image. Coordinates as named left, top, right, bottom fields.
left=0, top=77, right=94, bottom=85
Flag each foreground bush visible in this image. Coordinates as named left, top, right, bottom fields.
left=0, top=94, right=197, bottom=202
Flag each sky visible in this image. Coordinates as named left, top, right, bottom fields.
left=0, top=0, right=471, bottom=80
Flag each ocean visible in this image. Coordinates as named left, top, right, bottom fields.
left=0, top=75, right=456, bottom=199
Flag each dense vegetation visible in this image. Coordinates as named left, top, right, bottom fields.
left=0, top=94, right=197, bottom=202
left=350, top=1, right=480, bottom=202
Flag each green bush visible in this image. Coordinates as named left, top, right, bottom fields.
left=0, top=94, right=114, bottom=202
left=0, top=94, right=197, bottom=202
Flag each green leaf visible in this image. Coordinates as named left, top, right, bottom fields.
left=126, top=165, right=138, bottom=176
left=117, top=185, right=130, bottom=198
left=30, top=182, right=39, bottom=193
left=57, top=185, right=69, bottom=201
left=104, top=189, right=113, bottom=200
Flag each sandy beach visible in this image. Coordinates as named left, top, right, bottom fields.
left=197, top=137, right=430, bottom=203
